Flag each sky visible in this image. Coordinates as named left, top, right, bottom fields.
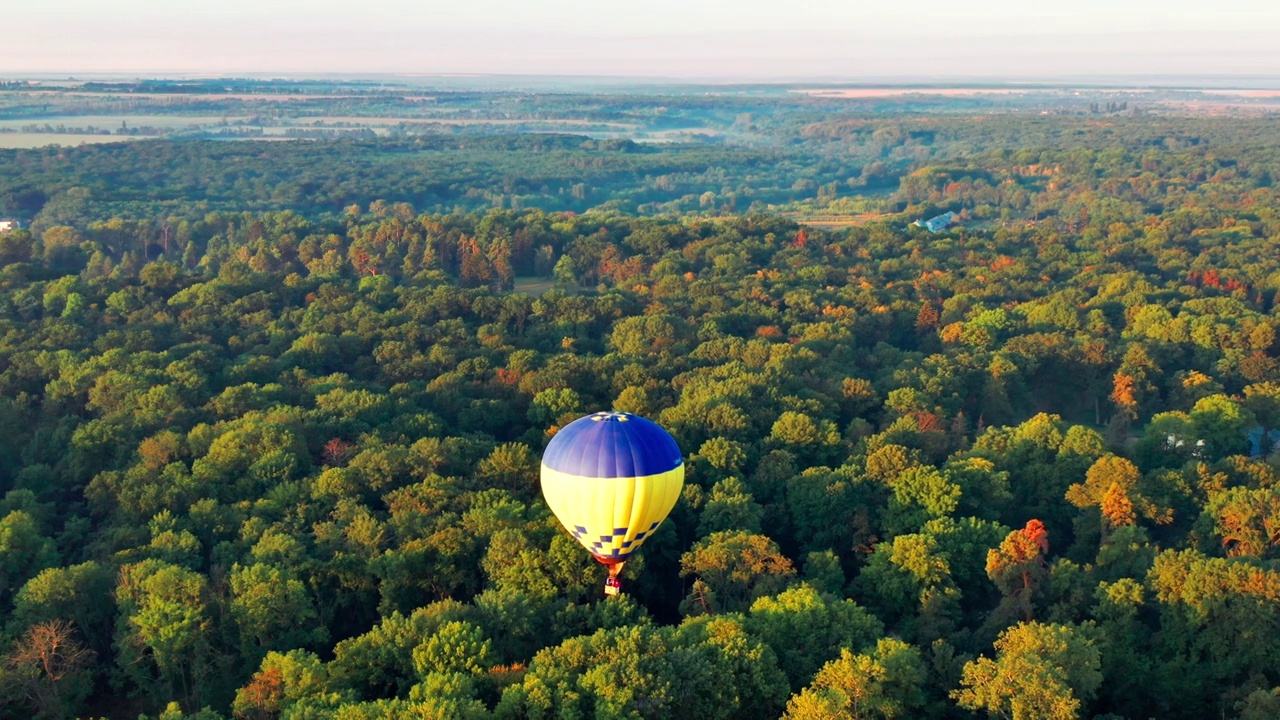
left=4, top=0, right=1280, bottom=80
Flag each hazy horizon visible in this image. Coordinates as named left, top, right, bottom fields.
left=4, top=0, right=1280, bottom=79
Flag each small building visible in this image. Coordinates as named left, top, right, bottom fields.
left=0, top=218, right=21, bottom=233
left=1247, top=427, right=1280, bottom=458
left=914, top=211, right=958, bottom=233
left=1166, top=434, right=1207, bottom=459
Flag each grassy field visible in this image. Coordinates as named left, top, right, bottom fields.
left=0, top=111, right=645, bottom=143
left=0, top=115, right=243, bottom=130
left=514, top=277, right=557, bottom=296
left=792, top=213, right=893, bottom=228
left=302, top=116, right=638, bottom=128
left=0, top=133, right=147, bottom=148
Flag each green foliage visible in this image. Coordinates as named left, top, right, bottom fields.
left=328, top=601, right=472, bottom=700
left=857, top=532, right=961, bottom=636
left=497, top=623, right=753, bottom=720
left=232, top=650, right=347, bottom=719
left=9, top=561, right=115, bottom=651
left=697, top=477, right=764, bottom=537
left=680, top=531, right=796, bottom=613
left=0, top=510, right=58, bottom=607
left=230, top=563, right=327, bottom=661
left=673, top=616, right=791, bottom=720
left=784, top=638, right=927, bottom=720
left=113, top=560, right=213, bottom=707
left=746, top=585, right=885, bottom=690
left=955, top=622, right=1102, bottom=720
left=2, top=94, right=1280, bottom=719
left=412, top=621, right=496, bottom=677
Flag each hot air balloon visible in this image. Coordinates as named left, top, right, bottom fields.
left=540, top=411, right=684, bottom=596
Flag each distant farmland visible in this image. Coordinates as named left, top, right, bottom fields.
left=0, top=133, right=146, bottom=149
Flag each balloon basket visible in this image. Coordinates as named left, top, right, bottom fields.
left=603, top=566, right=623, bottom=597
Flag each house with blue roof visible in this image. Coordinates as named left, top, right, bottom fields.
left=1247, top=426, right=1280, bottom=458
left=914, top=211, right=958, bottom=233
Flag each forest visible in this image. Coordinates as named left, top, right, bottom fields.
left=3, top=84, right=1280, bottom=720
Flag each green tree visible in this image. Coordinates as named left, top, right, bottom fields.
left=475, top=443, right=538, bottom=499
left=0, top=228, right=34, bottom=265
left=0, top=511, right=58, bottom=610
left=698, top=477, right=765, bottom=536
left=954, top=622, right=1102, bottom=720
left=114, top=560, right=212, bottom=707
left=784, top=638, right=927, bottom=720
left=329, top=601, right=472, bottom=699
left=770, top=412, right=842, bottom=465
left=412, top=621, right=496, bottom=677
left=232, top=649, right=341, bottom=720
left=857, top=532, right=960, bottom=635
left=745, top=585, right=885, bottom=689
left=1189, top=395, right=1253, bottom=460
left=230, top=563, right=326, bottom=661
left=884, top=466, right=962, bottom=536
left=496, top=624, right=735, bottom=720
left=9, top=561, right=115, bottom=656
left=680, top=531, right=796, bottom=613
left=674, top=615, right=791, bottom=720
left=551, top=254, right=577, bottom=287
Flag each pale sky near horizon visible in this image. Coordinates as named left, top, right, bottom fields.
left=4, top=0, right=1280, bottom=79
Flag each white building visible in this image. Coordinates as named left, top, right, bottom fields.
left=913, top=211, right=958, bottom=233
left=0, top=218, right=21, bottom=233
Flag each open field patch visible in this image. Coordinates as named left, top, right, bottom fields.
left=795, top=88, right=1036, bottom=98
left=300, top=115, right=638, bottom=128
left=792, top=213, right=892, bottom=228
left=0, top=115, right=247, bottom=130
left=0, top=133, right=146, bottom=148
left=513, top=277, right=557, bottom=296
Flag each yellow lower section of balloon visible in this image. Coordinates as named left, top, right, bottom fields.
left=539, top=463, right=684, bottom=562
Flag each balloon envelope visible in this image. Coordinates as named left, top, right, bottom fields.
left=540, top=411, right=684, bottom=565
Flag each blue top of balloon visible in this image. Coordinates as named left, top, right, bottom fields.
left=542, top=411, right=683, bottom=478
